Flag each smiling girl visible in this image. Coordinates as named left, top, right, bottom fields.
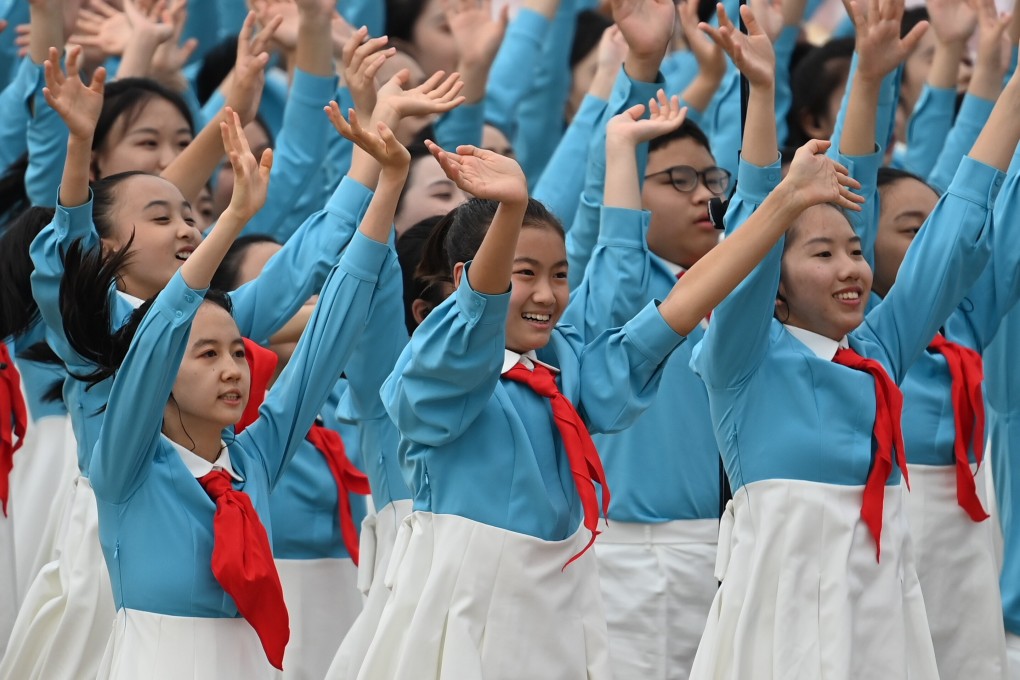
left=355, top=89, right=862, bottom=676
left=688, top=1, right=1018, bottom=676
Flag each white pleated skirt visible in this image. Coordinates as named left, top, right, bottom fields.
left=97, top=608, right=273, bottom=679
left=0, top=475, right=115, bottom=680
left=0, top=497, right=15, bottom=660
left=690, top=479, right=939, bottom=680
left=595, top=517, right=719, bottom=680
left=274, top=557, right=361, bottom=680
left=10, top=414, right=77, bottom=599
left=356, top=511, right=611, bottom=680
left=905, top=463, right=1007, bottom=679
left=326, top=498, right=413, bottom=680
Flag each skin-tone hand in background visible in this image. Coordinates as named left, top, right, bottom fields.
left=967, top=0, right=1013, bottom=101
left=677, top=0, right=725, bottom=112
left=446, top=0, right=509, bottom=103
left=613, top=0, right=676, bottom=82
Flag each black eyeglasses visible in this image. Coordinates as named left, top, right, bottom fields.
left=645, top=165, right=732, bottom=196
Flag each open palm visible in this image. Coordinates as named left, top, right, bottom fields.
left=701, top=4, right=775, bottom=87
left=785, top=140, right=865, bottom=211
left=606, top=91, right=688, bottom=146
left=426, top=142, right=528, bottom=204
left=42, top=46, right=106, bottom=140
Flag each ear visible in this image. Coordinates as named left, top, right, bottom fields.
left=452, top=261, right=465, bottom=290
left=411, top=298, right=433, bottom=326
left=799, top=110, right=829, bottom=142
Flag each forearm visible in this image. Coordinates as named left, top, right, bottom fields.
left=60, top=136, right=93, bottom=207
left=970, top=55, right=1006, bottom=103
left=358, top=168, right=405, bottom=244
left=269, top=303, right=314, bottom=345
left=839, top=72, right=882, bottom=156
left=681, top=71, right=724, bottom=115
left=742, top=84, right=778, bottom=167
left=117, top=32, right=162, bottom=80
left=969, top=78, right=1020, bottom=171
left=604, top=137, right=642, bottom=209
left=296, top=3, right=334, bottom=77
left=28, top=0, right=63, bottom=66
left=470, top=200, right=528, bottom=294
left=161, top=112, right=224, bottom=204
left=929, top=40, right=965, bottom=90
left=181, top=207, right=248, bottom=289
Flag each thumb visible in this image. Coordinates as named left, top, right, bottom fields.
left=259, top=148, right=274, bottom=180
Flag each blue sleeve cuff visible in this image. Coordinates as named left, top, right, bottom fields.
left=326, top=175, right=374, bottom=220
left=836, top=147, right=883, bottom=190
left=956, top=93, right=996, bottom=131
left=626, top=300, right=687, bottom=363
left=598, top=206, right=649, bottom=246
left=290, top=68, right=340, bottom=106
left=338, top=230, right=390, bottom=282
left=617, top=64, right=666, bottom=106
left=947, top=156, right=1006, bottom=207
left=54, top=188, right=95, bottom=239
left=736, top=156, right=783, bottom=203
left=575, top=94, right=608, bottom=124
left=156, top=271, right=208, bottom=326
left=458, top=261, right=512, bottom=326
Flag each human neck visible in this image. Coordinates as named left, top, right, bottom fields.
left=161, top=408, right=225, bottom=464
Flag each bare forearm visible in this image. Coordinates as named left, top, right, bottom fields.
left=681, top=71, right=723, bottom=114
left=359, top=169, right=406, bottom=243
left=742, top=84, right=778, bottom=166
left=269, top=303, right=314, bottom=344
left=929, top=40, right=965, bottom=89
left=29, top=0, right=63, bottom=65
left=161, top=114, right=225, bottom=204
left=604, top=137, right=642, bottom=209
left=296, top=5, right=334, bottom=77
left=469, top=199, right=527, bottom=294
left=458, top=62, right=490, bottom=104
left=969, top=77, right=1020, bottom=171
left=839, top=73, right=881, bottom=156
left=969, top=55, right=1006, bottom=102
left=181, top=207, right=249, bottom=289
left=118, top=34, right=161, bottom=80
left=624, top=52, right=663, bottom=85
left=60, top=135, right=93, bottom=207
left=659, top=184, right=800, bottom=333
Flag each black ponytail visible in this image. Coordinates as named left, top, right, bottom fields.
left=0, top=206, right=55, bottom=341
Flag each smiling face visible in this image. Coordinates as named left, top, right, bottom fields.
left=99, top=174, right=202, bottom=301
left=164, top=303, right=251, bottom=438
left=505, top=224, right=570, bottom=353
left=642, top=136, right=722, bottom=269
left=874, top=177, right=938, bottom=299
left=778, top=205, right=874, bottom=341
left=93, top=97, right=193, bottom=178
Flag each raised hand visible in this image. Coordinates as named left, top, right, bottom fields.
left=588, top=24, right=629, bottom=101
left=371, top=69, right=466, bottom=129
left=606, top=90, right=688, bottom=146
left=700, top=4, right=775, bottom=88
left=612, top=0, right=676, bottom=60
left=970, top=0, right=1013, bottom=95
left=220, top=107, right=274, bottom=221
left=748, top=0, right=785, bottom=43
left=251, top=0, right=299, bottom=51
left=226, top=11, right=282, bottom=125
left=446, top=0, right=509, bottom=71
left=70, top=0, right=130, bottom=56
left=42, top=45, right=107, bottom=141
left=783, top=140, right=865, bottom=212
left=425, top=140, right=528, bottom=204
left=325, top=105, right=412, bottom=171
left=341, top=26, right=396, bottom=119
left=150, top=0, right=199, bottom=85
left=678, top=0, right=725, bottom=81
left=850, top=0, right=928, bottom=82
left=926, top=0, right=977, bottom=45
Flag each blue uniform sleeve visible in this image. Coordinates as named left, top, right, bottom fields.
left=381, top=265, right=509, bottom=448
left=774, top=25, right=799, bottom=148
left=25, top=62, right=68, bottom=207
left=944, top=159, right=1020, bottom=349
left=241, top=231, right=389, bottom=487
left=663, top=50, right=699, bottom=100
left=90, top=272, right=207, bottom=503
left=512, top=0, right=576, bottom=184
left=434, top=102, right=484, bottom=150
left=902, top=85, right=956, bottom=177
left=28, top=195, right=104, bottom=370
left=927, top=93, right=995, bottom=194
left=562, top=206, right=660, bottom=340
left=339, top=243, right=407, bottom=422
left=339, top=0, right=384, bottom=38
left=533, top=93, right=607, bottom=227
left=704, top=68, right=741, bottom=179
left=692, top=156, right=782, bottom=390
left=567, top=66, right=665, bottom=288
left=831, top=147, right=883, bottom=270
left=859, top=156, right=1001, bottom=382
left=575, top=300, right=686, bottom=433
left=484, top=8, right=551, bottom=140
left=0, top=57, right=35, bottom=170
left=227, top=175, right=374, bottom=345
left=240, top=69, right=337, bottom=240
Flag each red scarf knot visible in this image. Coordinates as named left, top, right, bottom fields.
left=306, top=425, right=371, bottom=565
left=503, top=361, right=610, bottom=570
left=198, top=468, right=290, bottom=669
left=928, top=334, right=988, bottom=522
left=0, top=343, right=28, bottom=517
left=832, top=347, right=907, bottom=562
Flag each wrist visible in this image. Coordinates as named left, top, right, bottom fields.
left=624, top=53, right=664, bottom=84
left=768, top=183, right=810, bottom=219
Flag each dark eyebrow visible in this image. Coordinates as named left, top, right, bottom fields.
left=895, top=210, right=927, bottom=222
left=514, top=257, right=541, bottom=265
left=191, top=338, right=218, bottom=349
left=143, top=200, right=171, bottom=211
left=802, top=236, right=835, bottom=247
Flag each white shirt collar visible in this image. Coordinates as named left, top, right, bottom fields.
left=117, top=289, right=145, bottom=310
left=783, top=324, right=849, bottom=361
left=167, top=437, right=244, bottom=482
left=662, top=259, right=685, bottom=278
left=501, top=349, right=560, bottom=375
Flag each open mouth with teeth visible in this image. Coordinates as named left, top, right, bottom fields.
left=219, top=391, right=243, bottom=406
left=175, top=249, right=193, bottom=262
left=522, top=312, right=552, bottom=325
left=833, top=289, right=861, bottom=304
